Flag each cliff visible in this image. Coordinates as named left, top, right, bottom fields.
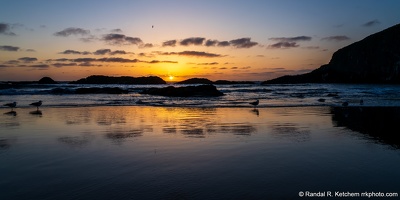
left=70, top=75, right=166, bottom=84
left=263, top=23, right=400, bottom=84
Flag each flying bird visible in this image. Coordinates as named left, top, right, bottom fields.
left=249, top=99, right=259, bottom=108
left=3, top=102, right=17, bottom=111
left=30, top=100, right=42, bottom=110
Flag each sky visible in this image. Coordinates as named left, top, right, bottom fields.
left=1, top=0, right=400, bottom=82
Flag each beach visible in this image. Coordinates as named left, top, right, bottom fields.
left=1, top=105, right=399, bottom=199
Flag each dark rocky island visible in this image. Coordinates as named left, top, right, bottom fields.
left=177, top=78, right=255, bottom=85
left=70, top=75, right=166, bottom=84
left=38, top=77, right=58, bottom=84
left=263, top=23, right=400, bottom=84
left=140, top=84, right=224, bottom=97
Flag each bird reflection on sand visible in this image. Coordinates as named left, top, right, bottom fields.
left=4, top=111, right=17, bottom=116
left=250, top=108, right=259, bottom=116
left=29, top=110, right=42, bottom=116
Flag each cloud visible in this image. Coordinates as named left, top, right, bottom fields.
left=80, top=35, right=97, bottom=43
left=97, top=57, right=140, bottom=63
left=303, top=46, right=320, bottom=50
left=72, top=58, right=97, bottom=63
left=140, top=43, right=154, bottom=48
left=110, top=50, right=128, bottom=55
left=0, top=45, right=20, bottom=51
left=102, top=34, right=143, bottom=45
left=162, top=40, right=177, bottom=47
left=321, top=35, right=350, bottom=41
left=26, top=49, right=36, bottom=52
left=0, top=23, right=17, bottom=36
left=267, top=36, right=311, bottom=49
left=180, top=37, right=205, bottom=46
left=5, top=60, right=19, bottom=64
left=18, top=57, right=38, bottom=62
left=362, top=20, right=380, bottom=27
left=94, top=49, right=112, bottom=55
left=217, top=41, right=230, bottom=47
left=205, top=40, right=218, bottom=47
left=54, top=27, right=90, bottom=37
left=146, top=60, right=178, bottom=64
left=196, top=62, right=219, bottom=65
left=60, top=50, right=85, bottom=55
left=268, top=42, right=299, bottom=49
left=111, top=28, right=123, bottom=33
left=269, top=36, right=312, bottom=42
left=205, top=39, right=231, bottom=47
left=159, top=51, right=223, bottom=57
left=229, top=38, right=258, bottom=48
left=30, top=64, right=50, bottom=69
left=53, top=63, right=77, bottom=68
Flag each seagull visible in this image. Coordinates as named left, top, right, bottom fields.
left=249, top=99, right=259, bottom=108
left=3, top=102, right=17, bottom=111
left=30, top=100, right=42, bottom=110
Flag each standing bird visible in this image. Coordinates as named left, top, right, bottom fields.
left=30, top=100, right=42, bottom=110
left=249, top=99, right=259, bottom=108
left=3, top=102, right=17, bottom=111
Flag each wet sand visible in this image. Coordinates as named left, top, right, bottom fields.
left=1, top=106, right=400, bottom=199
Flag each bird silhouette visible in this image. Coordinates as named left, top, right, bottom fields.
left=342, top=101, right=349, bottom=107
left=3, top=102, right=17, bottom=111
left=249, top=99, right=259, bottom=108
left=30, top=100, right=42, bottom=110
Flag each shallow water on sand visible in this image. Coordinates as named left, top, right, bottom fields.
left=0, top=106, right=399, bottom=199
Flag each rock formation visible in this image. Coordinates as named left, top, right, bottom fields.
left=70, top=75, right=166, bottom=84
left=140, top=84, right=224, bottom=97
left=263, top=23, right=400, bottom=84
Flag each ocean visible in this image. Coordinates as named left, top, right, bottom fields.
left=1, top=83, right=400, bottom=108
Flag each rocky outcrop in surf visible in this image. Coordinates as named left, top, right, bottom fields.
left=140, top=84, right=224, bottom=97
left=70, top=75, right=166, bottom=84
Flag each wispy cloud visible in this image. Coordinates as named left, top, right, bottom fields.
left=54, top=27, right=90, bottom=37
left=59, top=50, right=91, bottom=55
left=269, top=36, right=312, bottom=42
left=0, top=45, right=20, bottom=51
left=205, top=39, right=231, bottom=47
left=47, top=57, right=178, bottom=65
left=180, top=37, right=205, bottom=46
left=18, top=57, right=38, bottom=62
left=229, top=38, right=258, bottom=48
left=110, top=28, right=123, bottom=33
left=191, top=62, right=219, bottom=65
left=102, top=33, right=143, bottom=45
left=162, top=40, right=177, bottom=47
left=93, top=49, right=111, bottom=55
left=362, top=20, right=380, bottom=27
left=140, top=43, right=154, bottom=48
left=0, top=23, right=17, bottom=36
left=321, top=35, right=350, bottom=41
left=157, top=51, right=223, bottom=57
left=268, top=36, right=311, bottom=49
left=268, top=42, right=299, bottom=49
